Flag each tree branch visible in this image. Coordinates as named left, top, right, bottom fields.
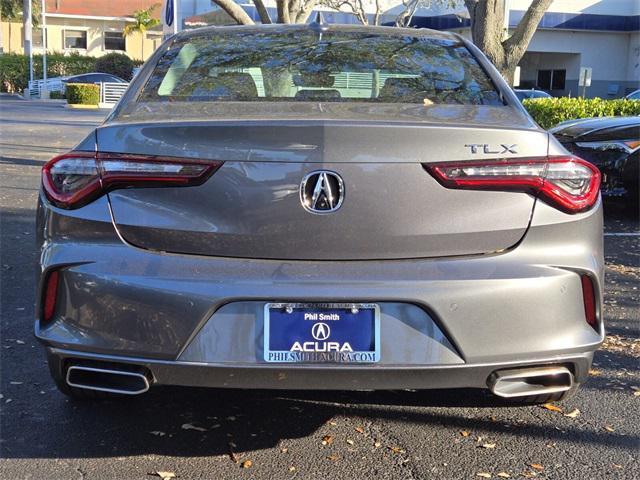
left=211, top=0, right=255, bottom=24
left=502, top=0, right=552, bottom=60
left=295, top=0, right=319, bottom=23
left=252, top=0, right=272, bottom=23
left=277, top=0, right=291, bottom=23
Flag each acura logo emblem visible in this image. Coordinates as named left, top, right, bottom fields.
left=300, top=170, right=344, bottom=214
left=311, top=322, right=331, bottom=341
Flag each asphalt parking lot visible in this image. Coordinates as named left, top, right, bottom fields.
left=0, top=99, right=638, bottom=480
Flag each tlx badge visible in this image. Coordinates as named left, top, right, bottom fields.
left=465, top=144, right=518, bottom=155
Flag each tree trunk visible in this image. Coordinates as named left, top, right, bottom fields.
left=253, top=0, right=272, bottom=24
left=464, top=0, right=552, bottom=86
left=212, top=0, right=255, bottom=25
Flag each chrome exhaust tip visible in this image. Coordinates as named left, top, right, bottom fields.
left=66, top=365, right=150, bottom=395
left=488, top=366, right=573, bottom=399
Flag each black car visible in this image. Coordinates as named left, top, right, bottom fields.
left=551, top=116, right=639, bottom=204
left=62, top=73, right=127, bottom=85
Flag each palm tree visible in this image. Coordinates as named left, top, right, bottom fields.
left=123, top=4, right=160, bottom=60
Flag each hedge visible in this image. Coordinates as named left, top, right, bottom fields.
left=523, top=97, right=640, bottom=130
left=0, top=53, right=96, bottom=93
left=66, top=83, right=100, bottom=105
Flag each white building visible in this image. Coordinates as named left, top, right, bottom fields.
left=411, top=0, right=639, bottom=98
left=172, top=0, right=640, bottom=98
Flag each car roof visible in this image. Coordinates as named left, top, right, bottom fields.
left=176, top=22, right=459, bottom=42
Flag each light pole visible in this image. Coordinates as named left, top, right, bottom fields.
left=23, top=0, right=34, bottom=92
left=41, top=0, right=48, bottom=98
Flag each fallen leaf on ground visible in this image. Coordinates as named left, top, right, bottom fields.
left=604, top=425, right=615, bottom=432
left=181, top=423, right=207, bottom=432
left=541, top=403, right=563, bottom=413
left=589, top=369, right=602, bottom=376
left=326, top=454, right=339, bottom=461
left=241, top=460, right=252, bottom=469
left=476, top=473, right=492, bottom=478
left=229, top=450, right=239, bottom=464
left=354, top=426, right=365, bottom=434
left=612, top=464, right=623, bottom=469
left=148, top=472, right=176, bottom=480
left=497, top=473, right=510, bottom=478
left=480, top=443, right=496, bottom=449
left=374, top=441, right=382, bottom=448
left=522, top=472, right=537, bottom=478
left=280, top=447, right=288, bottom=453
left=530, top=463, right=544, bottom=471
left=388, top=446, right=405, bottom=454
left=321, top=435, right=333, bottom=445
left=460, top=431, right=471, bottom=437
left=634, top=391, right=640, bottom=397
left=563, top=408, right=580, bottom=418
left=346, top=439, right=354, bottom=445
left=288, top=466, right=296, bottom=472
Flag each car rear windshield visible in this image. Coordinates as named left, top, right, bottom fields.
left=138, top=29, right=503, bottom=105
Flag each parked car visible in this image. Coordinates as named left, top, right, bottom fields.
left=514, top=89, right=553, bottom=101
left=36, top=24, right=603, bottom=404
left=625, top=89, right=640, bottom=100
left=61, top=73, right=127, bottom=85
left=551, top=116, right=639, bottom=204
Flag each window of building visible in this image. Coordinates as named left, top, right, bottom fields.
left=537, top=69, right=566, bottom=90
left=32, top=28, right=45, bottom=48
left=64, top=30, right=87, bottom=50
left=104, top=31, right=125, bottom=51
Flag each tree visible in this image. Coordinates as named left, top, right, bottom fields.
left=123, top=4, right=161, bottom=60
left=211, top=0, right=320, bottom=25
left=463, top=0, right=552, bottom=84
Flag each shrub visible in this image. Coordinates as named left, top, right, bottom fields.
left=523, top=97, right=640, bottom=130
left=66, top=83, right=100, bottom=105
left=49, top=91, right=65, bottom=99
left=95, top=52, right=135, bottom=81
left=0, top=52, right=96, bottom=93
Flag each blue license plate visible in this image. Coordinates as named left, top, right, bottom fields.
left=264, top=303, right=380, bottom=363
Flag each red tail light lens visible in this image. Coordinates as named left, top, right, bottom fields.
left=424, top=156, right=600, bottom=213
left=42, top=152, right=223, bottom=209
left=43, top=270, right=59, bottom=323
left=581, top=274, right=598, bottom=331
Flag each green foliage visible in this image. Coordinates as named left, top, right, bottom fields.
left=523, top=97, right=640, bottom=130
left=1, top=0, right=40, bottom=23
left=95, top=53, right=135, bottom=80
left=65, top=83, right=100, bottom=105
left=0, top=53, right=96, bottom=93
left=123, top=4, right=161, bottom=37
left=49, top=90, right=65, bottom=99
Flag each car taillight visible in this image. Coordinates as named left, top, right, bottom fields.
left=42, top=270, right=59, bottom=323
left=42, top=152, right=223, bottom=209
left=581, top=274, right=598, bottom=332
left=424, top=156, right=600, bottom=213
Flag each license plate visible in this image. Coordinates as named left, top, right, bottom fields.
left=264, top=303, right=380, bottom=363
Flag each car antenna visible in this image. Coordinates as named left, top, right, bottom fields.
left=309, top=11, right=329, bottom=33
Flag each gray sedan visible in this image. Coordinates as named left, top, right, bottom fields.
left=36, top=23, right=603, bottom=404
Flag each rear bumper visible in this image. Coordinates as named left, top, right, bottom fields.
left=36, top=194, right=605, bottom=391
left=46, top=347, right=594, bottom=390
